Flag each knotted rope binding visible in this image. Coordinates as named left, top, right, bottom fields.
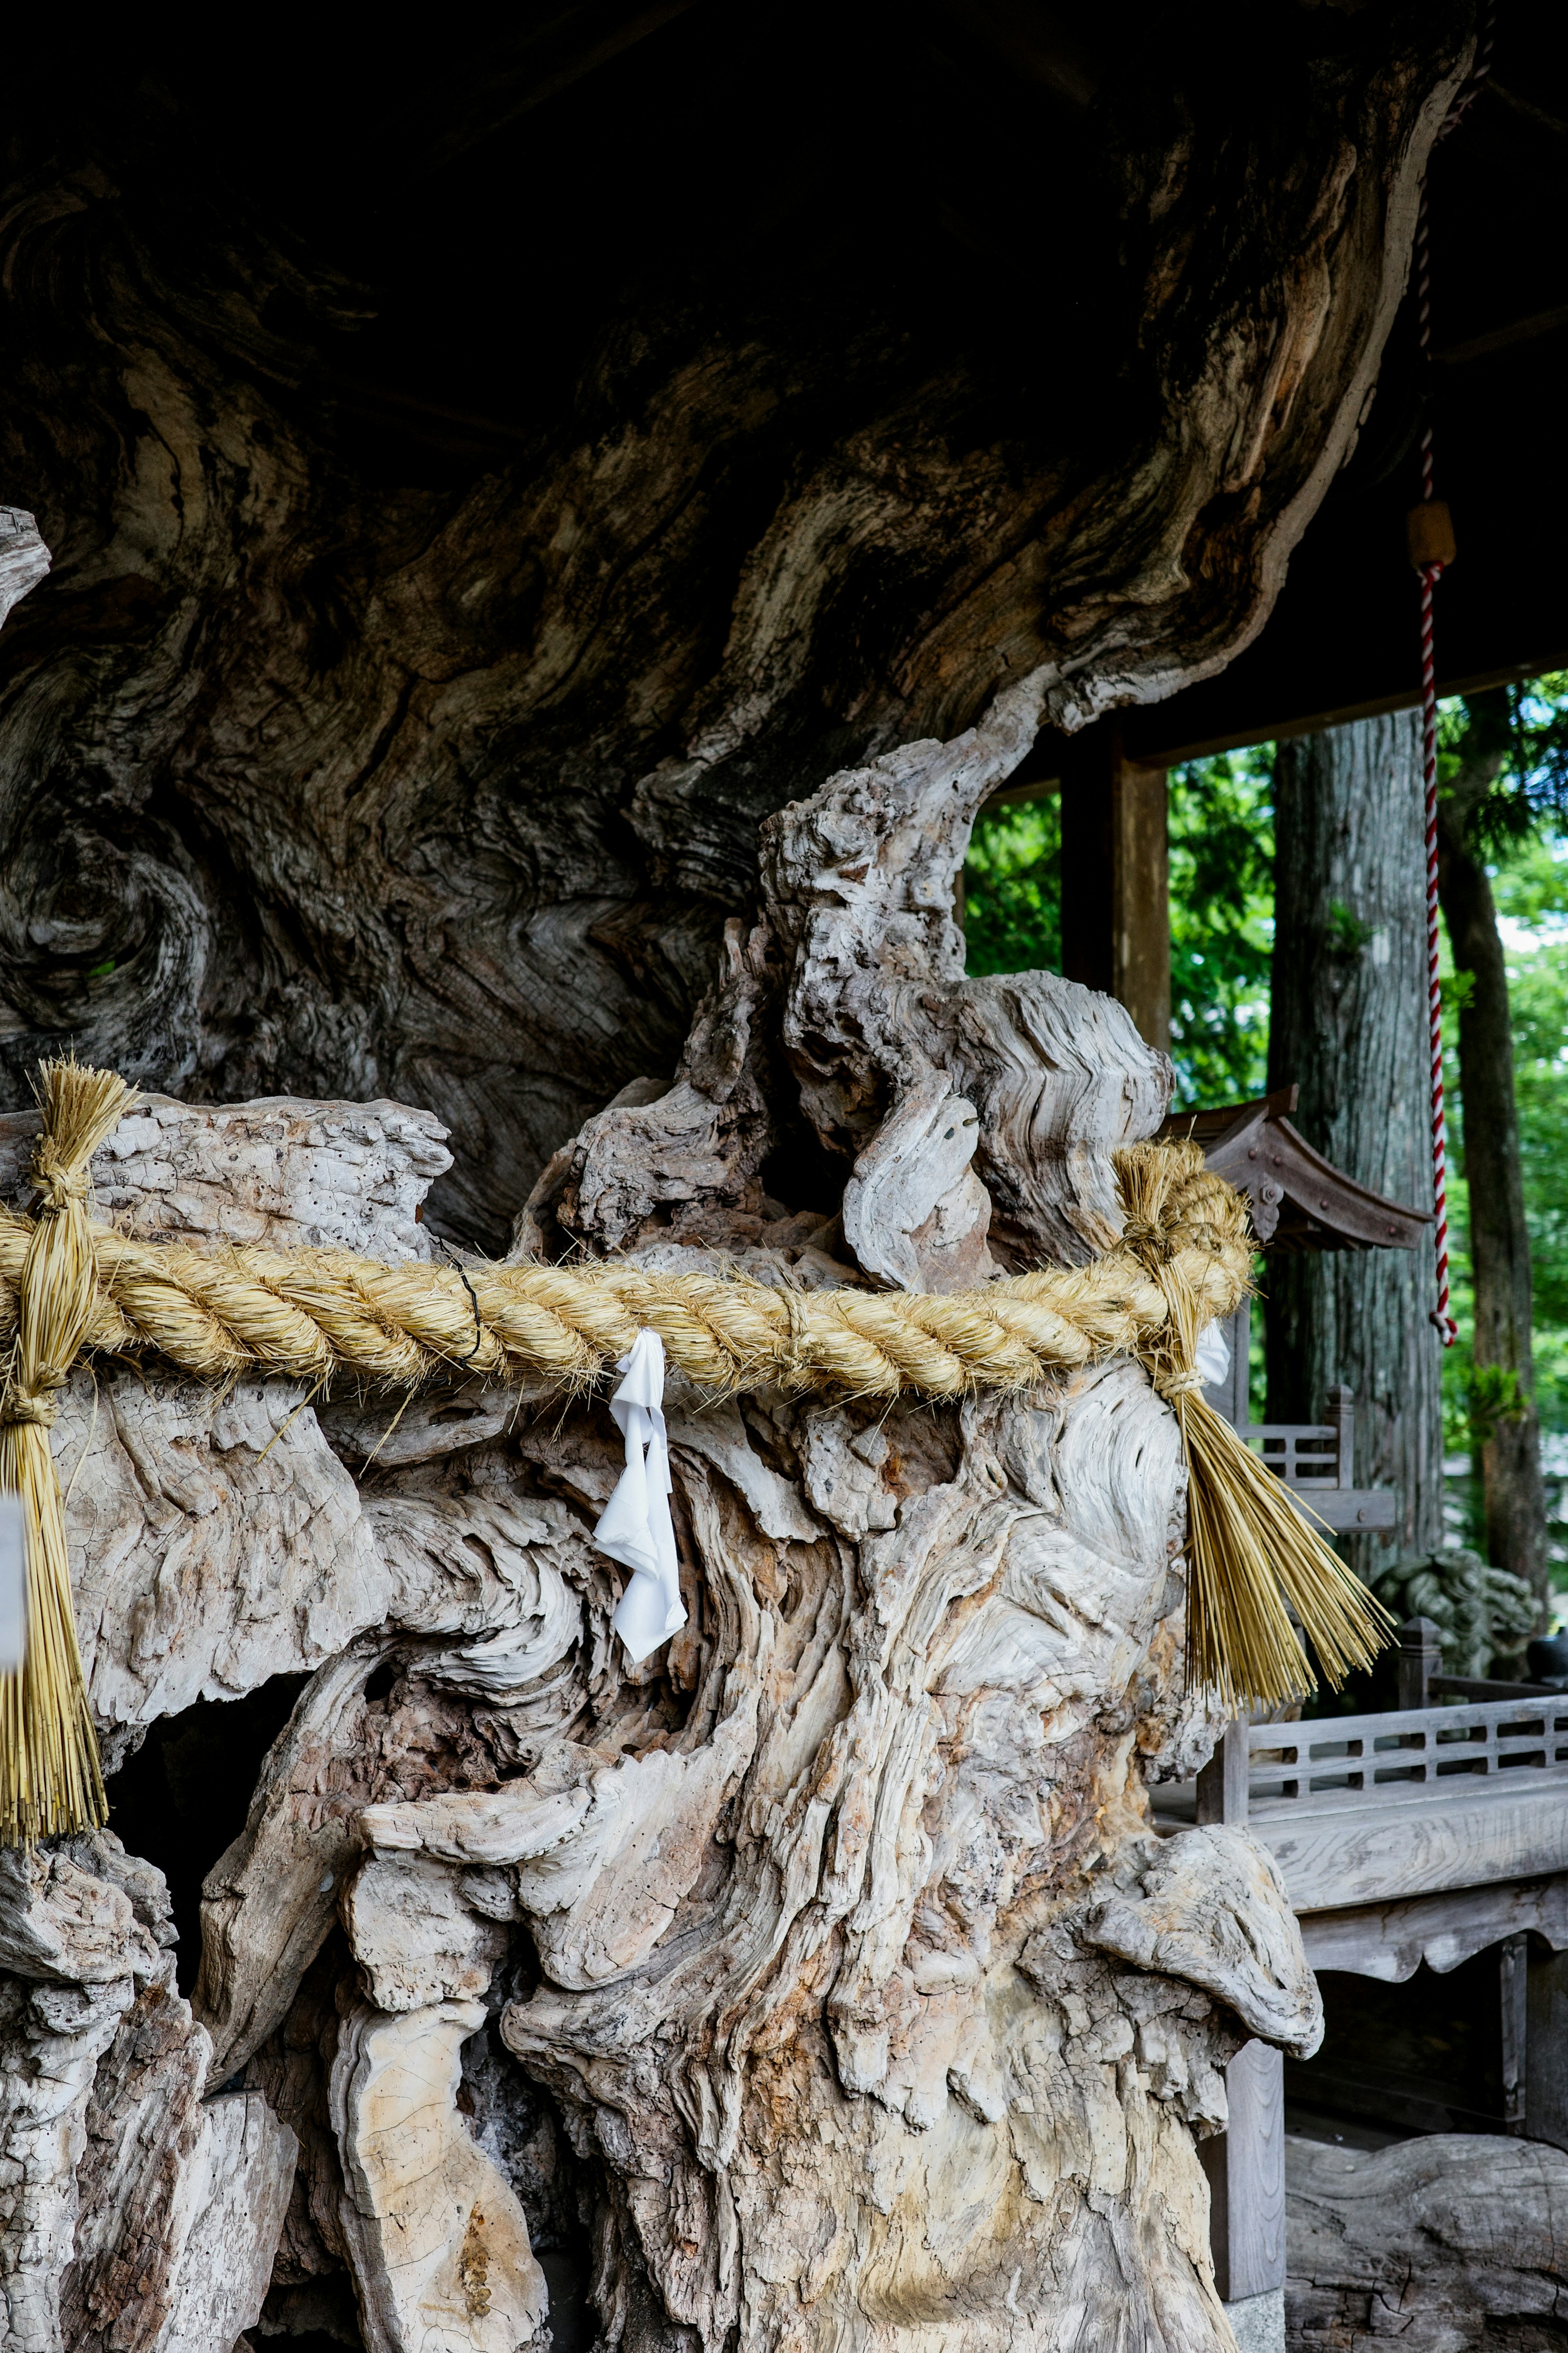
left=0, top=1062, right=1392, bottom=1841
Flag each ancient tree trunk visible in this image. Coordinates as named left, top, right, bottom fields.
left=0, top=716, right=1333, bottom=2353
left=0, top=13, right=1483, bottom=2351
left=1437, top=719, right=1550, bottom=1606
left=0, top=11, right=1470, bottom=1246
left=1267, top=710, right=1444, bottom=1568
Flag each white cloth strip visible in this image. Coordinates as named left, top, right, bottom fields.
left=593, top=1329, right=686, bottom=1664
left=1193, top=1321, right=1232, bottom=1390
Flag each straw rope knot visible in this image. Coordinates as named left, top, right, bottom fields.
left=0, top=1395, right=59, bottom=1429
left=0, top=1064, right=1398, bottom=1845
left=30, top=1149, right=91, bottom=1215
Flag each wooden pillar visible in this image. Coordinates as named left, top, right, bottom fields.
left=1195, top=1717, right=1288, bottom=2333
left=1196, top=1719, right=1250, bottom=1827
left=1203, top=2043, right=1287, bottom=2306
left=1396, top=1616, right=1441, bottom=1711
left=1526, top=1942, right=1568, bottom=2154
left=1058, top=724, right=1170, bottom=1050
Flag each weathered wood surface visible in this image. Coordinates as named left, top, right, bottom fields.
left=0, top=727, right=1336, bottom=2353
left=0, top=21, right=1484, bottom=2341
left=0, top=14, right=1470, bottom=1248
left=1205, top=2042, right=1287, bottom=2306
left=1256, top=1783, right=1568, bottom=1916
left=1286, top=2130, right=1568, bottom=2350
left=1300, top=1875, right=1568, bottom=1983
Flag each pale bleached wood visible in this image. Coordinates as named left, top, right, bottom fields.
left=331, top=1998, right=547, bottom=2353
left=0, top=509, right=48, bottom=634
left=1255, top=1784, right=1568, bottom=1916
left=0, top=715, right=1338, bottom=2353
left=1083, top=1825, right=1324, bottom=2057
left=0, top=1836, right=166, bottom=2353
left=1299, top=1876, right=1568, bottom=1983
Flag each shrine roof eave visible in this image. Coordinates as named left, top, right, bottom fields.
left=1156, top=1087, right=1432, bottom=1252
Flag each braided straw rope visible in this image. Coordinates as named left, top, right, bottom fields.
left=0, top=1063, right=1391, bottom=1840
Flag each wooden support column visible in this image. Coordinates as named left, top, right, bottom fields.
left=1396, top=1616, right=1441, bottom=1711
left=1526, top=1941, right=1568, bottom=2154
left=1196, top=1717, right=1288, bottom=2336
left=1059, top=723, right=1170, bottom=1050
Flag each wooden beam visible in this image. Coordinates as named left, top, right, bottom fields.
left=1058, top=727, right=1169, bottom=1049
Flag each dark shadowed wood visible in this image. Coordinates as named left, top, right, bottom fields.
left=0, top=10, right=1470, bottom=1247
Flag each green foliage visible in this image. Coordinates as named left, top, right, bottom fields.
left=962, top=750, right=1278, bottom=1112
left=1439, top=669, right=1568, bottom=853
left=1167, top=748, right=1275, bottom=1105
left=962, top=798, right=1061, bottom=978
left=1439, top=675, right=1568, bottom=1447
left=1367, top=1548, right=1538, bottom=1677
left=1464, top=1363, right=1531, bottom=1449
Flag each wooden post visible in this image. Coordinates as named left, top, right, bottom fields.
left=1326, top=1384, right=1355, bottom=1488
left=1196, top=1718, right=1250, bottom=1828
left=1396, top=1616, right=1441, bottom=1712
left=1526, top=1942, right=1568, bottom=2155
left=1202, top=2042, right=1287, bottom=2305
left=1204, top=1298, right=1252, bottom=1432
left=1502, top=1933, right=1528, bottom=2132
left=1194, top=1720, right=1287, bottom=2328
left=1059, top=725, right=1170, bottom=1049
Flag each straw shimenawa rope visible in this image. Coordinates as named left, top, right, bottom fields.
left=0, top=1062, right=1392, bottom=1841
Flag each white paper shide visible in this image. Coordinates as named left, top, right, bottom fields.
left=593, top=1329, right=686, bottom=1664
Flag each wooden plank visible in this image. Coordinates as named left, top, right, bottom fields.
left=1202, top=2041, right=1285, bottom=2302
left=1254, top=1785, right=1568, bottom=1914
left=1396, top=1616, right=1441, bottom=1711
left=1298, top=1875, right=1568, bottom=1982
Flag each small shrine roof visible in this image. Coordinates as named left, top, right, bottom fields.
left=1157, top=1086, right=1432, bottom=1252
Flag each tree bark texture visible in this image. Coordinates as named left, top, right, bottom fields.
left=1436, top=727, right=1550, bottom=1606
left=1267, top=710, right=1445, bottom=1569
left=0, top=12, right=1484, bottom=2348
left=0, top=9, right=1470, bottom=1249
left=0, top=716, right=1336, bottom=2353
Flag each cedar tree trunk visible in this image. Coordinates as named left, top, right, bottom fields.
left=1267, top=709, right=1445, bottom=1571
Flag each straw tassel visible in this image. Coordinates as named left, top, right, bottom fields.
left=0, top=1061, right=136, bottom=1842
left=1116, top=1140, right=1394, bottom=1711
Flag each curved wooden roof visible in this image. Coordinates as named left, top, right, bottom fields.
left=1158, top=1087, right=1432, bottom=1252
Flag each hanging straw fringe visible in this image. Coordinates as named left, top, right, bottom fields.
left=1116, top=1141, right=1393, bottom=1713
left=0, top=1062, right=136, bottom=1843
left=0, top=1068, right=1392, bottom=1838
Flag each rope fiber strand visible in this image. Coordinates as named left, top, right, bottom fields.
left=0, top=1065, right=1394, bottom=1840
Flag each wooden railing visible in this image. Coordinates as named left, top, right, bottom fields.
left=1238, top=1697, right=1568, bottom=1816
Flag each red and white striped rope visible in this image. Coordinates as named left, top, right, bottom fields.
left=1415, top=20, right=1493, bottom=1349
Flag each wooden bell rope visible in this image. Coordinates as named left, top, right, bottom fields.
left=0, top=1062, right=1393, bottom=1839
